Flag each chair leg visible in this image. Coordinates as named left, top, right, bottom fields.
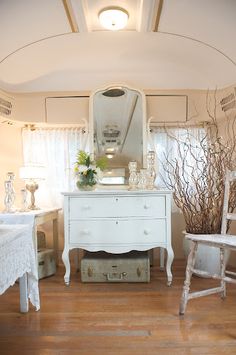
left=179, top=241, right=198, bottom=315
left=220, top=248, right=227, bottom=299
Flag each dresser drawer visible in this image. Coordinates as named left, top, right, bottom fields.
left=69, top=195, right=166, bottom=219
left=69, top=219, right=166, bottom=244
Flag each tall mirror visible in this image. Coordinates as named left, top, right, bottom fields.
left=89, top=84, right=147, bottom=184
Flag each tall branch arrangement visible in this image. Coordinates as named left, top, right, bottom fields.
left=163, top=92, right=236, bottom=234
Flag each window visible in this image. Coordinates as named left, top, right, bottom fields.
left=149, top=125, right=206, bottom=189
left=22, top=127, right=88, bottom=207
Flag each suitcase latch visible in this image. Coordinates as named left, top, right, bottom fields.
left=137, top=267, right=142, bottom=277
left=87, top=266, right=93, bottom=277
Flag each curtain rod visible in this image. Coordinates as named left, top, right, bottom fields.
left=22, top=122, right=87, bottom=131
left=149, top=121, right=207, bottom=129
left=23, top=125, right=86, bottom=129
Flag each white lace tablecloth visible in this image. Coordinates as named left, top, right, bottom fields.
left=0, top=211, right=37, bottom=229
left=0, top=224, right=40, bottom=311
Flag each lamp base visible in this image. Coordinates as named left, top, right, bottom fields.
left=28, top=205, right=40, bottom=211
left=26, top=182, right=40, bottom=210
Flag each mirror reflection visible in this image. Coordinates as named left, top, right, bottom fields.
left=91, top=85, right=146, bottom=184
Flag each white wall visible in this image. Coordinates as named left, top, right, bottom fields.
left=10, top=88, right=211, bottom=125
left=1, top=84, right=235, bottom=259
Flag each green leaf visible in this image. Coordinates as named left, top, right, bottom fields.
left=96, top=156, right=108, bottom=171
left=85, top=156, right=90, bottom=167
left=76, top=150, right=89, bottom=165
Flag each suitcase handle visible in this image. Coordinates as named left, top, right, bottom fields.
left=103, top=272, right=127, bottom=282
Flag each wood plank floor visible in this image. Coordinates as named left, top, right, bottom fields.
left=1, top=259, right=236, bottom=354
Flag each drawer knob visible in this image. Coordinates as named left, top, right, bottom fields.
left=83, top=205, right=91, bottom=210
left=144, top=229, right=151, bottom=235
left=81, top=229, right=90, bottom=236
left=144, top=204, right=150, bottom=209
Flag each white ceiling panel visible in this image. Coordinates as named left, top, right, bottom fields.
left=0, top=0, right=235, bottom=92
left=0, top=0, right=71, bottom=63
left=159, top=0, right=236, bottom=64
left=0, top=32, right=234, bottom=92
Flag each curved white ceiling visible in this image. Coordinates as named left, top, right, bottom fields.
left=0, top=0, right=235, bottom=93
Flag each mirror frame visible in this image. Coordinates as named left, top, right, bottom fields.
left=89, top=83, right=147, bottom=170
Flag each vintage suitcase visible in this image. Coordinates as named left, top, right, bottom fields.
left=81, top=251, right=150, bottom=283
left=38, top=248, right=56, bottom=279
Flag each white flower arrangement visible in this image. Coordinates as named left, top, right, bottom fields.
left=74, top=151, right=107, bottom=189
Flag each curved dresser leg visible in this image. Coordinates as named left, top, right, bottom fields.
left=160, top=247, right=165, bottom=270
left=62, top=247, right=71, bottom=286
left=166, top=247, right=174, bottom=286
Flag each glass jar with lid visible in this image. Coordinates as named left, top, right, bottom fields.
left=128, top=161, right=138, bottom=190
left=137, top=168, right=147, bottom=190
left=146, top=151, right=156, bottom=190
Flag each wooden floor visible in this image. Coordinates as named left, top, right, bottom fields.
left=1, top=259, right=236, bottom=354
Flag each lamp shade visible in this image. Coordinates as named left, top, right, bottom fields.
left=19, top=166, right=46, bottom=180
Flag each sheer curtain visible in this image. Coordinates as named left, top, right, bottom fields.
left=149, top=125, right=206, bottom=211
left=22, top=128, right=88, bottom=207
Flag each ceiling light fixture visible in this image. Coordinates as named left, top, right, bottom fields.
left=98, top=7, right=129, bottom=31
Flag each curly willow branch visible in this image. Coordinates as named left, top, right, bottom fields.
left=162, top=91, right=236, bottom=234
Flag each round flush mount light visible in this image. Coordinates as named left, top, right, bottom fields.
left=98, top=7, right=129, bottom=31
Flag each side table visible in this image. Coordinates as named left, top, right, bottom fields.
left=0, top=208, right=61, bottom=275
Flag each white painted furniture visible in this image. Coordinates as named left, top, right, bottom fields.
left=0, top=224, right=40, bottom=312
left=62, top=189, right=174, bottom=286
left=0, top=208, right=60, bottom=274
left=179, top=170, right=236, bottom=315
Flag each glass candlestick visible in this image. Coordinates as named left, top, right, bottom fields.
left=146, top=150, right=156, bottom=190
left=20, top=188, right=28, bottom=212
left=6, top=172, right=16, bottom=210
left=128, top=161, right=138, bottom=190
left=3, top=180, right=15, bottom=213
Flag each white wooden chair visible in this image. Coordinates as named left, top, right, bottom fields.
left=179, top=170, right=236, bottom=315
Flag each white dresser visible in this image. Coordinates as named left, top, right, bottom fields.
left=62, top=189, right=174, bottom=285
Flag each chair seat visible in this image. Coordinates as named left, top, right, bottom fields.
left=186, top=233, right=236, bottom=248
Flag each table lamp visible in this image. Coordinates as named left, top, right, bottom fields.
left=19, top=165, right=45, bottom=210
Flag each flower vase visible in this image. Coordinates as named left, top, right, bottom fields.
left=76, top=173, right=97, bottom=191
left=76, top=183, right=96, bottom=191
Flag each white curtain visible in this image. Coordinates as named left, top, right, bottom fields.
left=22, top=128, right=88, bottom=207
left=148, top=126, right=206, bottom=211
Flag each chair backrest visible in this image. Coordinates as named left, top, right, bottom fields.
left=221, top=170, right=236, bottom=234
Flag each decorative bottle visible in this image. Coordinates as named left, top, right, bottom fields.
left=146, top=151, right=156, bottom=190
left=3, top=180, right=15, bottom=213
left=137, top=168, right=147, bottom=190
left=20, top=188, right=28, bottom=212
left=128, top=161, right=138, bottom=190
left=6, top=172, right=16, bottom=209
